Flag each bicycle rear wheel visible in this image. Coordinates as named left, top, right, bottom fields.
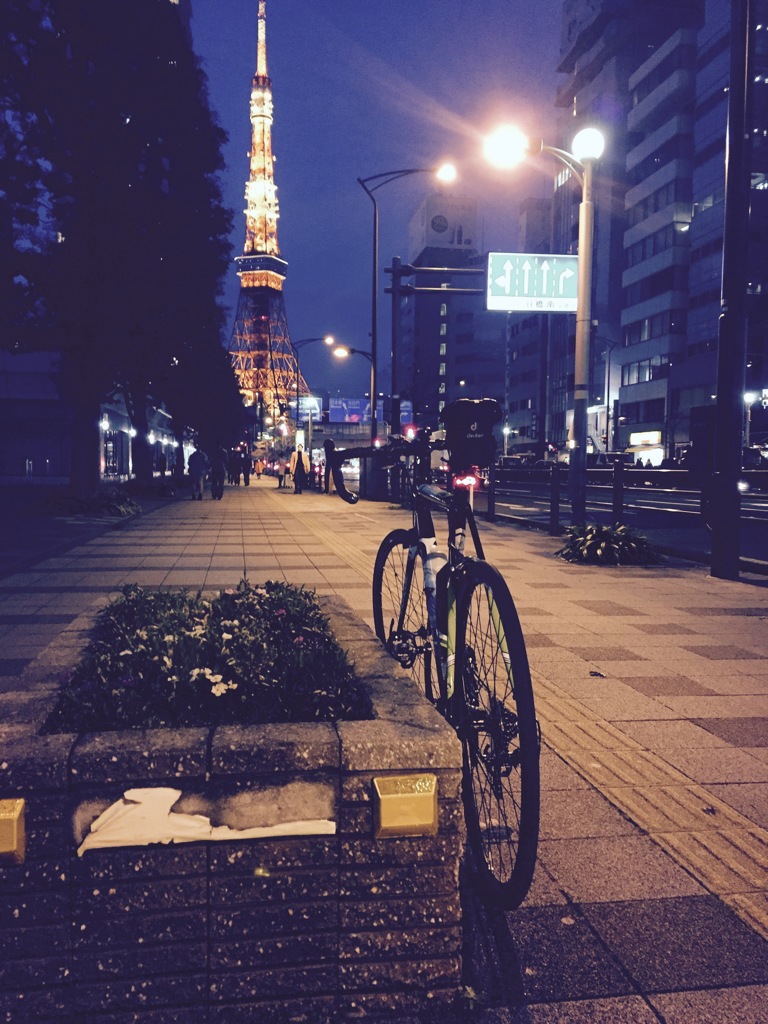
left=455, top=559, right=539, bottom=910
left=372, top=529, right=435, bottom=700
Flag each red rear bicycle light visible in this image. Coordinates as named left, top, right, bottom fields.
left=454, top=473, right=478, bottom=489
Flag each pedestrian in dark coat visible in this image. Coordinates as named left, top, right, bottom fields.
left=289, top=445, right=309, bottom=494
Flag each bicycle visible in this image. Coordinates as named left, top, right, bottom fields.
left=324, top=398, right=540, bottom=910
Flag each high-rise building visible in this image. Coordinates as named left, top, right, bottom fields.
left=551, top=0, right=705, bottom=457
left=397, top=193, right=505, bottom=426
left=682, top=0, right=768, bottom=464
left=617, top=24, right=701, bottom=462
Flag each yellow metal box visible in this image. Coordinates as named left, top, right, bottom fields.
left=372, top=774, right=438, bottom=838
left=0, top=799, right=25, bottom=865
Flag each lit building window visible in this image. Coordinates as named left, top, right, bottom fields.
left=439, top=362, right=446, bottom=376
left=440, top=324, right=447, bottom=336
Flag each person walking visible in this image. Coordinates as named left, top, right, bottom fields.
left=209, top=444, right=227, bottom=500
left=187, top=448, right=209, bottom=501
left=242, top=452, right=252, bottom=486
left=228, top=450, right=241, bottom=486
left=276, top=456, right=287, bottom=489
left=254, top=458, right=264, bottom=480
left=289, top=444, right=309, bottom=494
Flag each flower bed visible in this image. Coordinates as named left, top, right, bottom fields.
left=45, top=580, right=372, bottom=731
left=0, top=595, right=464, bottom=1022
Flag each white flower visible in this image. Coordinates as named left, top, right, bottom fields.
left=221, top=632, right=232, bottom=642
left=118, top=650, right=132, bottom=657
left=163, top=635, right=175, bottom=644
left=211, top=680, right=238, bottom=697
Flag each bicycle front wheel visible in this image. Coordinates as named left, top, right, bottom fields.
left=456, top=559, right=539, bottom=910
left=372, top=529, right=435, bottom=700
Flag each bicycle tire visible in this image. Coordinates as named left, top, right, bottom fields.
left=455, top=559, right=539, bottom=910
left=372, top=529, right=435, bottom=700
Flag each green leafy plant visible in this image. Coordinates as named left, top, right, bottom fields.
left=556, top=522, right=663, bottom=565
left=45, top=579, right=372, bottom=732
left=45, top=485, right=143, bottom=518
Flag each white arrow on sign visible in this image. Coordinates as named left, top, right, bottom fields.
left=558, top=267, right=575, bottom=294
left=540, top=260, right=550, bottom=295
left=494, top=258, right=513, bottom=293
left=522, top=259, right=532, bottom=293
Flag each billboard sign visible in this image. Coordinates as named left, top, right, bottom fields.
left=288, top=395, right=322, bottom=419
left=329, top=397, right=371, bottom=423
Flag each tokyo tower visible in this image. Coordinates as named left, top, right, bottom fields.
left=228, top=0, right=306, bottom=424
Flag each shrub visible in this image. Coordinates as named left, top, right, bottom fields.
left=45, top=579, right=372, bottom=732
left=44, top=485, right=142, bottom=518
left=556, top=522, right=663, bottom=565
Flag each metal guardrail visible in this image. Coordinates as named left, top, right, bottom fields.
left=486, top=464, right=768, bottom=534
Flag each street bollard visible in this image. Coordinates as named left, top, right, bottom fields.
left=549, top=463, right=561, bottom=535
left=612, top=458, right=624, bottom=526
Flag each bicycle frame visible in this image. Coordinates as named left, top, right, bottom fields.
left=325, top=433, right=487, bottom=706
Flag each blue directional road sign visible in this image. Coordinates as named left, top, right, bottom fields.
left=486, top=252, right=579, bottom=312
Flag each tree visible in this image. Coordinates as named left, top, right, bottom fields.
left=3, top=0, right=239, bottom=492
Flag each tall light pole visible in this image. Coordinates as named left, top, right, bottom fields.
left=357, top=163, right=456, bottom=445
left=483, top=124, right=605, bottom=526
left=292, top=335, right=334, bottom=445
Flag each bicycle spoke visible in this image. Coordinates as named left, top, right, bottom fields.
left=372, top=530, right=435, bottom=698
left=457, top=560, right=539, bottom=910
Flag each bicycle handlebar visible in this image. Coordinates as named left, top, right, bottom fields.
left=323, top=434, right=446, bottom=505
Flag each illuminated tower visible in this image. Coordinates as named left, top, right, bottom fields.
left=228, top=0, right=306, bottom=423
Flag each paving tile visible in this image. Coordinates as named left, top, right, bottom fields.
left=692, top=717, right=768, bottom=747
left=537, top=835, right=706, bottom=903
left=558, top=646, right=649, bottom=662
left=612, top=720, right=730, bottom=754
left=582, top=896, right=768, bottom=992
left=656, top=748, right=768, bottom=784
left=629, top=623, right=699, bottom=635
left=577, top=685, right=680, bottom=722
left=480, top=996, right=663, bottom=1023
left=649, top=985, right=768, bottom=1024
left=681, top=644, right=765, bottom=660
left=570, top=601, right=649, bottom=617
left=539, top=789, right=637, bottom=841
left=618, top=675, right=710, bottom=696
left=499, top=905, right=634, bottom=1003
left=700, top=783, right=768, bottom=830
left=0, top=658, right=33, bottom=676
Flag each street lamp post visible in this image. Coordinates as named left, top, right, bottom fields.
left=483, top=125, right=604, bottom=526
left=357, top=163, right=456, bottom=445
left=332, top=344, right=374, bottom=425
left=292, top=335, right=334, bottom=447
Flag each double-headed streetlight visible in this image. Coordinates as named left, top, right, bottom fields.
left=358, top=163, right=456, bottom=445
left=292, top=335, right=334, bottom=445
left=483, top=124, right=605, bottom=526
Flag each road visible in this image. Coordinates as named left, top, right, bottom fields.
left=492, top=477, right=768, bottom=567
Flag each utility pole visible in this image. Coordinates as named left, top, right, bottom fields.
left=711, top=0, right=753, bottom=580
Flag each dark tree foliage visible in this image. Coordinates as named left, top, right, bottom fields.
left=0, top=1, right=67, bottom=344
left=2, top=0, right=241, bottom=492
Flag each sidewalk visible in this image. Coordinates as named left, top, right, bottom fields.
left=1, top=480, right=767, bottom=1022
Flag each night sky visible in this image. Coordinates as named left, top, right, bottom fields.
left=190, top=0, right=565, bottom=397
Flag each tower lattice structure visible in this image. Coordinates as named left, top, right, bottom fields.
left=228, top=0, right=306, bottom=422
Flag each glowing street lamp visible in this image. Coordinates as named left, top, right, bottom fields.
left=357, top=162, right=457, bottom=446
left=292, top=335, right=334, bottom=441
left=484, top=124, right=605, bottom=526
